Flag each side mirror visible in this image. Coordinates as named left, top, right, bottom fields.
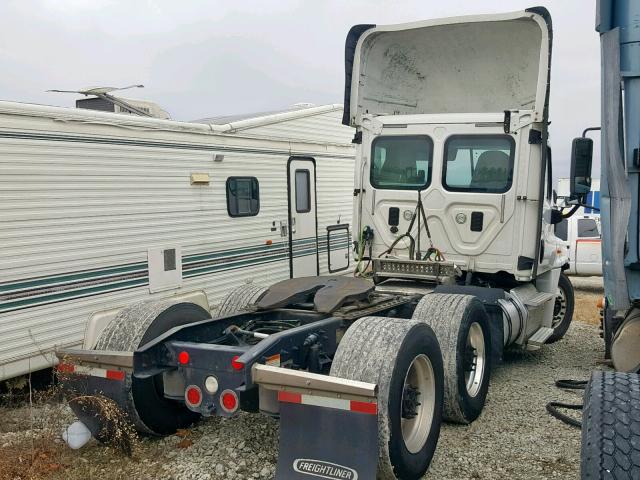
left=570, top=137, right=593, bottom=200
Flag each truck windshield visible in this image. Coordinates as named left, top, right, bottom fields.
left=371, top=136, right=433, bottom=190
left=443, top=135, right=515, bottom=193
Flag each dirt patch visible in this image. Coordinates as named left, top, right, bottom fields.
left=0, top=438, right=66, bottom=480
left=569, top=275, right=604, bottom=327
left=574, top=291, right=602, bottom=326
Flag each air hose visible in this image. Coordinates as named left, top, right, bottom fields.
left=354, top=226, right=374, bottom=277
left=545, top=379, right=587, bottom=428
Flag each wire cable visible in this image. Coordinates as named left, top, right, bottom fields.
left=545, top=379, right=587, bottom=428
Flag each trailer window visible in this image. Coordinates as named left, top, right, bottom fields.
left=371, top=136, right=433, bottom=190
left=227, top=177, right=260, bottom=217
left=443, top=135, right=515, bottom=193
left=295, top=169, right=311, bottom=213
left=577, top=218, right=600, bottom=238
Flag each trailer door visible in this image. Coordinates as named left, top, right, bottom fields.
left=288, top=158, right=318, bottom=277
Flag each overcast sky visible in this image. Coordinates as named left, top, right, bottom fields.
left=0, top=0, right=601, bottom=180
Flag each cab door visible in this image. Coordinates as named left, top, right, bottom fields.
left=288, top=158, right=318, bottom=278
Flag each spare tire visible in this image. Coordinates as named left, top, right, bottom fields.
left=331, top=316, right=444, bottom=480
left=93, top=299, right=210, bottom=435
left=411, top=293, right=492, bottom=424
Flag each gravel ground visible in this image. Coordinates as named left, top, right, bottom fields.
left=0, top=285, right=606, bottom=480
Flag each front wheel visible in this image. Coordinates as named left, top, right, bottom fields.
left=331, top=317, right=444, bottom=480
left=547, top=272, right=575, bottom=343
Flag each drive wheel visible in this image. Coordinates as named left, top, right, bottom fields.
left=412, top=293, right=491, bottom=424
left=547, top=272, right=575, bottom=343
left=331, top=316, right=444, bottom=479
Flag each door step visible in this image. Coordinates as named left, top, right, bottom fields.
left=523, top=292, right=557, bottom=308
left=526, top=327, right=554, bottom=351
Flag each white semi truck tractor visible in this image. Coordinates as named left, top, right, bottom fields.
left=57, top=8, right=574, bottom=479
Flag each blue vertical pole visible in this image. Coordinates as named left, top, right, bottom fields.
left=597, top=0, right=640, bottom=302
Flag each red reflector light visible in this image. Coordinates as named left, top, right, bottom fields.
left=56, top=363, right=75, bottom=374
left=178, top=351, right=190, bottom=365
left=231, top=355, right=244, bottom=371
left=350, top=400, right=378, bottom=415
left=106, top=370, right=126, bottom=381
left=277, top=391, right=302, bottom=404
left=220, top=389, right=239, bottom=413
left=185, top=385, right=202, bottom=407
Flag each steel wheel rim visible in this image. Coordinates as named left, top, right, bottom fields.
left=553, top=287, right=567, bottom=329
left=400, top=354, right=436, bottom=454
left=464, top=322, right=486, bottom=398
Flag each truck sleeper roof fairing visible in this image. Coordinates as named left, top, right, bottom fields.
left=342, top=7, right=551, bottom=127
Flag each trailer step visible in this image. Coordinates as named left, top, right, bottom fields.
left=526, top=327, right=554, bottom=350
left=523, top=292, right=557, bottom=308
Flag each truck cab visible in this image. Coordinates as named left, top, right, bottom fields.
left=346, top=8, right=569, bottom=349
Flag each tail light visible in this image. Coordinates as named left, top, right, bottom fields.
left=220, top=389, right=239, bottom=413
left=178, top=351, right=190, bottom=365
left=185, top=385, right=202, bottom=407
left=231, top=355, right=244, bottom=371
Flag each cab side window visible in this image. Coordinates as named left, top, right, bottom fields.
left=371, top=136, right=433, bottom=190
left=443, top=135, right=515, bottom=193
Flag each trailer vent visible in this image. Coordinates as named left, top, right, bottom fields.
left=164, top=249, right=177, bottom=272
left=148, top=246, right=182, bottom=293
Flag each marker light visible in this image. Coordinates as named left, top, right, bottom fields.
left=231, top=355, right=244, bottom=371
left=178, top=351, right=190, bottom=365
left=204, top=376, right=219, bottom=394
left=185, top=385, right=202, bottom=407
left=220, top=389, right=239, bottom=413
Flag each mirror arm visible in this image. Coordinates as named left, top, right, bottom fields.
left=561, top=204, right=581, bottom=219
left=582, top=126, right=601, bottom=138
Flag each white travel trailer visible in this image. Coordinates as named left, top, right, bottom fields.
left=0, top=101, right=355, bottom=381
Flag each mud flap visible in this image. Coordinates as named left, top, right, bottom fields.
left=276, top=391, right=378, bottom=480
left=251, top=364, right=378, bottom=479
left=65, top=374, right=130, bottom=439
left=55, top=350, right=134, bottom=439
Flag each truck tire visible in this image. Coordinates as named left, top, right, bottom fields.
left=411, top=293, right=491, bottom=424
left=93, top=299, right=211, bottom=435
left=547, top=272, right=575, bottom=343
left=215, top=283, right=268, bottom=317
left=331, top=316, right=444, bottom=480
left=581, top=371, right=640, bottom=479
